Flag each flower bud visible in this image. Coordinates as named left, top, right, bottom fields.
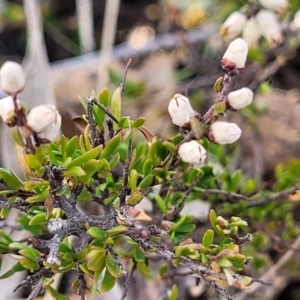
left=255, top=10, right=283, bottom=45
left=242, top=18, right=261, bottom=48
left=258, top=0, right=289, bottom=13
left=0, top=61, right=25, bottom=96
left=178, top=141, right=207, bottom=164
left=168, top=94, right=195, bottom=127
left=0, top=96, right=21, bottom=125
left=221, top=38, right=248, bottom=75
left=226, top=87, right=253, bottom=110
left=207, top=122, right=241, bottom=144
left=26, top=104, right=61, bottom=142
left=220, top=12, right=247, bottom=40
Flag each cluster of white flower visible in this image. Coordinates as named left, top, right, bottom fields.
left=221, top=0, right=289, bottom=47
left=168, top=39, right=253, bottom=165
left=0, top=61, right=61, bottom=144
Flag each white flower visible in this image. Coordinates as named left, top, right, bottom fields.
left=258, top=0, right=289, bottom=13
left=290, top=9, right=300, bottom=31
left=227, top=87, right=253, bottom=110
left=0, top=96, right=21, bottom=125
left=242, top=18, right=261, bottom=48
left=208, top=122, right=242, bottom=144
left=221, top=12, right=247, bottom=40
left=255, top=10, right=283, bottom=45
left=0, top=61, right=25, bottom=96
left=178, top=140, right=207, bottom=164
left=27, top=104, right=61, bottom=142
left=221, top=38, right=248, bottom=74
left=168, top=94, right=195, bottom=127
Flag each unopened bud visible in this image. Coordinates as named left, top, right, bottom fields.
left=27, top=105, right=61, bottom=142
left=168, top=94, right=195, bottom=127
left=227, top=87, right=253, bottom=110
left=242, top=18, right=261, bottom=48
left=220, top=12, right=247, bottom=40
left=258, top=0, right=289, bottom=13
left=221, top=38, right=248, bottom=75
left=178, top=141, right=207, bottom=164
left=255, top=10, right=283, bottom=45
left=0, top=96, right=21, bottom=125
left=207, top=122, right=241, bottom=144
left=0, top=61, right=25, bottom=96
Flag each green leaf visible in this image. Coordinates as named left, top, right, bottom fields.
left=100, top=134, right=121, bottom=159
left=101, top=269, right=117, bottom=293
left=0, top=168, right=23, bottom=189
left=64, top=166, right=86, bottom=177
left=87, top=250, right=106, bottom=272
left=155, top=194, right=167, bottom=214
left=78, top=95, right=88, bottom=111
left=209, top=209, right=224, bottom=236
left=105, top=252, right=123, bottom=277
left=129, top=169, right=138, bottom=192
left=11, top=126, right=25, bottom=146
left=60, top=135, right=68, bottom=161
left=45, top=285, right=69, bottom=300
left=26, top=193, right=47, bottom=204
left=19, top=248, right=39, bottom=262
left=23, top=180, right=49, bottom=191
left=81, top=159, right=108, bottom=182
left=95, top=88, right=110, bottom=130
left=65, top=144, right=103, bottom=168
left=202, top=229, right=214, bottom=248
left=138, top=174, right=154, bottom=189
left=132, top=117, right=146, bottom=128
left=143, top=158, right=153, bottom=177
left=159, top=264, right=168, bottom=277
left=29, top=213, right=47, bottom=225
left=126, top=191, right=143, bottom=205
left=66, top=135, right=79, bottom=158
left=105, top=225, right=127, bottom=236
left=109, top=152, right=120, bottom=169
left=111, top=87, right=121, bottom=130
left=169, top=284, right=179, bottom=300
left=0, top=230, right=14, bottom=243
left=162, top=141, right=177, bottom=154
left=0, top=262, right=26, bottom=279
left=87, top=227, right=106, bottom=241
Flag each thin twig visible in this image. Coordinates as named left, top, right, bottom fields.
left=120, top=261, right=137, bottom=300
left=27, top=280, right=42, bottom=300
left=168, top=172, right=201, bottom=220
left=87, top=97, right=104, bottom=147
left=119, top=139, right=132, bottom=206
left=91, top=98, right=119, bottom=124
left=120, top=58, right=132, bottom=96
left=246, top=183, right=300, bottom=208
left=203, top=189, right=252, bottom=201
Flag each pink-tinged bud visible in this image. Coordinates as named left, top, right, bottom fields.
left=178, top=141, right=207, bottom=164
left=168, top=94, right=195, bottom=127
left=290, top=10, right=300, bottom=31
left=258, top=0, right=289, bottom=13
left=255, top=10, right=283, bottom=45
left=227, top=87, right=253, bottom=110
left=0, top=61, right=25, bottom=96
left=207, top=122, right=242, bottom=144
left=242, top=18, right=261, bottom=48
left=27, top=105, right=61, bottom=142
left=220, top=12, right=247, bottom=40
left=221, top=38, right=248, bottom=75
left=0, top=96, right=21, bottom=125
